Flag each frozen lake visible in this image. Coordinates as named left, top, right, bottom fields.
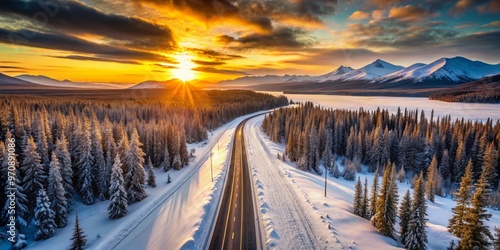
left=265, top=92, right=500, bottom=122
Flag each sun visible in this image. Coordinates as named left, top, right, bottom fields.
left=173, top=54, right=196, bottom=82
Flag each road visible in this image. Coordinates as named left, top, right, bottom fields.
left=209, top=117, right=259, bottom=250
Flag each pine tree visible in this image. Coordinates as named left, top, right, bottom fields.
left=458, top=165, right=493, bottom=250
left=21, top=136, right=47, bottom=208
left=34, top=188, right=56, bottom=240
left=47, top=152, right=68, bottom=228
left=448, top=160, right=473, bottom=237
left=146, top=157, right=156, bottom=187
left=397, top=166, right=406, bottom=183
left=482, top=143, right=498, bottom=189
left=331, top=160, right=340, bottom=178
left=361, top=177, right=369, bottom=219
left=76, top=119, right=95, bottom=205
left=343, top=160, right=357, bottom=181
left=353, top=177, right=363, bottom=216
left=406, top=172, right=428, bottom=250
left=108, top=155, right=128, bottom=219
left=70, top=214, right=87, bottom=250
left=167, top=174, right=172, bottom=184
left=55, top=132, right=74, bottom=204
left=447, top=240, right=456, bottom=250
left=375, top=163, right=398, bottom=238
left=90, top=117, right=106, bottom=200
left=369, top=167, right=379, bottom=220
left=124, top=129, right=147, bottom=203
left=1, top=141, right=28, bottom=228
left=425, top=156, right=438, bottom=202
left=160, top=141, right=171, bottom=172
left=493, top=226, right=500, bottom=250
left=399, top=190, right=412, bottom=246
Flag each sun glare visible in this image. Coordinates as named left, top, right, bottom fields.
left=173, top=54, right=196, bottom=82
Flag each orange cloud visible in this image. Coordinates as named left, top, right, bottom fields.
left=389, top=5, right=432, bottom=22
left=372, top=10, right=385, bottom=20
left=349, top=11, right=370, bottom=20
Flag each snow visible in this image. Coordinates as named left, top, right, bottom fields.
left=315, top=66, right=354, bottom=82
left=335, top=59, right=404, bottom=81
left=381, top=57, right=500, bottom=83
left=16, top=109, right=273, bottom=250
left=218, top=75, right=313, bottom=87
left=245, top=115, right=500, bottom=250
left=266, top=92, right=500, bottom=122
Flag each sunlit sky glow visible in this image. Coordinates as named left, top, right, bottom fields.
left=0, top=0, right=499, bottom=84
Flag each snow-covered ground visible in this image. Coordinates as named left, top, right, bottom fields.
left=18, top=110, right=272, bottom=250
left=265, top=92, right=500, bottom=122
left=245, top=115, right=500, bottom=250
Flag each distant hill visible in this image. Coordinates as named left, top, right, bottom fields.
left=429, top=74, right=500, bottom=103
left=0, top=73, right=48, bottom=89
left=218, top=74, right=314, bottom=87
left=15, top=75, right=129, bottom=89
left=129, top=79, right=185, bottom=89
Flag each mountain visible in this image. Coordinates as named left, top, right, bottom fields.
left=129, top=79, right=184, bottom=89
left=335, top=59, right=404, bottom=81
left=15, top=75, right=127, bottom=89
left=0, top=73, right=45, bottom=89
left=382, top=57, right=500, bottom=83
left=314, top=66, right=354, bottom=82
left=381, top=63, right=427, bottom=82
left=218, top=74, right=313, bottom=87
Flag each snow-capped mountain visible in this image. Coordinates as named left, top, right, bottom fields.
left=337, top=59, right=404, bottom=81
left=381, top=57, right=500, bottom=83
left=0, top=73, right=45, bottom=88
left=218, top=74, right=313, bottom=86
left=380, top=63, right=427, bottom=82
left=314, top=65, right=354, bottom=82
left=15, top=74, right=127, bottom=89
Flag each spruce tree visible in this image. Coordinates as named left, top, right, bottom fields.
left=1, top=144, right=28, bottom=228
left=375, top=163, right=398, bottom=238
left=353, top=177, right=363, bottom=216
left=34, top=188, right=56, bottom=240
left=399, top=190, right=412, bottom=246
left=425, top=156, right=438, bottom=202
left=76, top=120, right=95, bottom=205
left=160, top=142, right=171, bottom=172
left=331, top=161, right=340, bottom=178
left=397, top=166, right=406, bottom=183
left=21, top=136, right=47, bottom=208
left=55, top=132, right=74, bottom=204
left=369, top=167, right=379, bottom=220
left=361, top=177, right=369, bottom=219
left=124, top=129, right=147, bottom=203
left=146, top=157, right=156, bottom=188
left=70, top=214, right=87, bottom=250
left=47, top=152, right=68, bottom=228
left=406, top=172, right=428, bottom=250
left=458, top=165, right=493, bottom=250
left=493, top=226, right=500, bottom=250
left=448, top=160, right=473, bottom=237
left=108, top=155, right=128, bottom=219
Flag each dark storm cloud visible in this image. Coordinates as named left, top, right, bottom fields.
left=133, top=0, right=337, bottom=29
left=192, top=66, right=249, bottom=75
left=50, top=55, right=141, bottom=65
left=0, top=28, right=165, bottom=61
left=187, top=48, right=244, bottom=60
left=218, top=28, right=312, bottom=49
left=0, top=0, right=175, bottom=49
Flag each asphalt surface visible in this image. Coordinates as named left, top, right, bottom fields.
left=209, top=118, right=258, bottom=250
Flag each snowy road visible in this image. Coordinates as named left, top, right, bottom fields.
left=245, top=116, right=338, bottom=249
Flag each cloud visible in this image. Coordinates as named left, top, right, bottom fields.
left=192, top=66, right=249, bottom=75
left=0, top=0, right=176, bottom=49
left=187, top=48, right=244, bottom=60
left=480, top=21, right=500, bottom=28
left=218, top=27, right=313, bottom=50
left=388, top=5, right=435, bottom=22
left=449, top=0, right=488, bottom=15
left=50, top=55, right=141, bottom=65
left=0, top=28, right=165, bottom=62
left=370, top=0, right=403, bottom=7
left=477, top=0, right=500, bottom=13
left=192, top=60, right=226, bottom=66
left=0, top=65, right=27, bottom=70
left=349, top=11, right=370, bottom=20
left=372, top=10, right=385, bottom=20
left=454, top=22, right=478, bottom=29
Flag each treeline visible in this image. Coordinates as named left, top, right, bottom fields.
left=0, top=90, right=288, bottom=247
left=262, top=102, right=500, bottom=199
left=429, top=90, right=500, bottom=103
left=263, top=102, right=500, bottom=249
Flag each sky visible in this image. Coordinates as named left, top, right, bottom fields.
left=0, top=0, right=499, bottom=84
